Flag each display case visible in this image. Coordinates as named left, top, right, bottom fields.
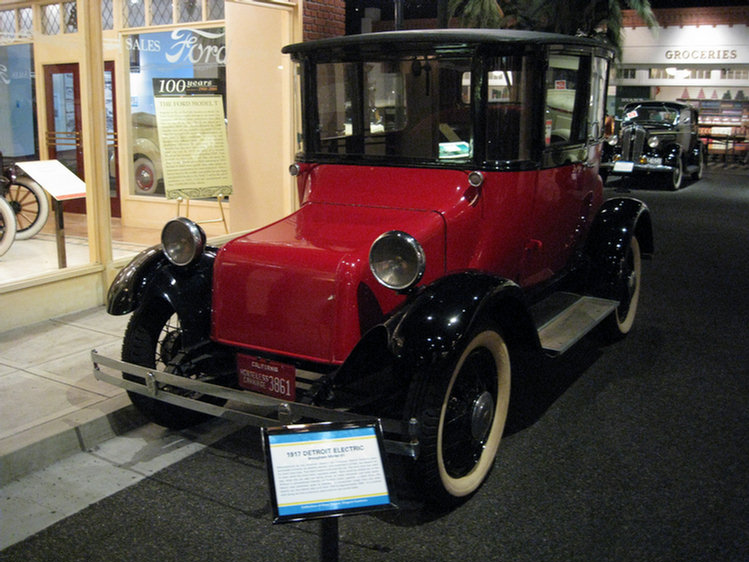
left=683, top=99, right=749, bottom=163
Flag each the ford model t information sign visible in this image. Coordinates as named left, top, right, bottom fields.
left=262, top=421, right=394, bottom=523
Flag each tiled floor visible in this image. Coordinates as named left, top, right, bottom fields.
left=0, top=306, right=145, bottom=486
left=0, top=212, right=157, bottom=285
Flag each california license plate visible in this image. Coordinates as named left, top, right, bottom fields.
left=237, top=354, right=296, bottom=401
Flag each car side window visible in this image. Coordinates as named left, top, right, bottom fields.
left=588, top=57, right=608, bottom=141
left=544, top=54, right=586, bottom=146
left=484, top=54, right=533, bottom=162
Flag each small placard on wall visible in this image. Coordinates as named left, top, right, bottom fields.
left=262, top=421, right=395, bottom=524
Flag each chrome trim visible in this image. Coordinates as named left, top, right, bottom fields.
left=369, top=230, right=426, bottom=291
left=467, top=170, right=484, bottom=187
left=91, top=350, right=418, bottom=457
left=161, top=217, right=205, bottom=267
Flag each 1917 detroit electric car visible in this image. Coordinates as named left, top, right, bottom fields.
left=93, top=30, right=653, bottom=506
left=601, top=100, right=706, bottom=190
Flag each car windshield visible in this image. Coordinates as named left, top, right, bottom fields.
left=305, top=54, right=474, bottom=163
left=623, top=105, right=679, bottom=126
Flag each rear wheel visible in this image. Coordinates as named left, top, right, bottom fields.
left=406, top=325, right=511, bottom=505
left=122, top=301, right=225, bottom=429
left=691, top=148, right=704, bottom=181
left=598, top=236, right=642, bottom=341
left=0, top=197, right=17, bottom=256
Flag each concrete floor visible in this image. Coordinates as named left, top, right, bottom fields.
left=0, top=306, right=142, bottom=487
left=0, top=165, right=747, bottom=559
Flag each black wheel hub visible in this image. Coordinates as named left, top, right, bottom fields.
left=442, top=348, right=497, bottom=478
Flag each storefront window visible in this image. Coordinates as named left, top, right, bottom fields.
left=0, top=44, right=37, bottom=160
left=123, top=0, right=146, bottom=28
left=102, top=0, right=114, bottom=30
left=152, top=0, right=173, bottom=26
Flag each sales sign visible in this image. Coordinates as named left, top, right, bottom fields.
left=262, top=421, right=395, bottom=523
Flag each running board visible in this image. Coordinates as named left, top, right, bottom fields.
left=531, top=292, right=619, bottom=354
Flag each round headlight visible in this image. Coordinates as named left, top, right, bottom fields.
left=607, top=135, right=618, bottom=146
left=369, top=230, right=426, bottom=291
left=648, top=136, right=660, bottom=148
left=161, top=217, right=205, bottom=266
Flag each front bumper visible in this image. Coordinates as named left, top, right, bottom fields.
left=601, top=160, right=674, bottom=175
left=91, top=350, right=419, bottom=458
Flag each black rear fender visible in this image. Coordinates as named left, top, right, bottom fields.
left=586, top=197, right=653, bottom=290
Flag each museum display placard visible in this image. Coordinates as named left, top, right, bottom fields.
left=16, top=159, right=86, bottom=201
left=262, top=421, right=395, bottom=524
left=154, top=95, right=233, bottom=200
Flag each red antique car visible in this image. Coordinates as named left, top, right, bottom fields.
left=93, top=30, right=653, bottom=505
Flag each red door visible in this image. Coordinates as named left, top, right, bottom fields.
left=44, top=62, right=122, bottom=217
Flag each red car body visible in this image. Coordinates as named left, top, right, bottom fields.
left=97, top=30, right=653, bottom=506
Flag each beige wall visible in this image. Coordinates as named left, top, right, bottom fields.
left=226, top=0, right=300, bottom=231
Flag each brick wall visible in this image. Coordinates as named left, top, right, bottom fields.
left=303, top=0, right=346, bottom=40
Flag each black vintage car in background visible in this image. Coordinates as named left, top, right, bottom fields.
left=601, top=101, right=706, bottom=190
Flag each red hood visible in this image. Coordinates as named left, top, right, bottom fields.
left=211, top=201, right=446, bottom=364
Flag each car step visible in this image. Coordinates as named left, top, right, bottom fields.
left=531, top=292, right=619, bottom=354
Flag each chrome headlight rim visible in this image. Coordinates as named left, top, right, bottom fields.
left=606, top=135, right=618, bottom=146
left=647, top=136, right=661, bottom=149
left=161, top=217, right=206, bottom=267
left=369, top=230, right=426, bottom=292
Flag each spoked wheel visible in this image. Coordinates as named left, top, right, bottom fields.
left=6, top=177, right=49, bottom=240
left=0, top=197, right=17, bottom=256
left=122, top=301, right=226, bottom=429
left=598, top=236, right=642, bottom=342
left=406, top=325, right=511, bottom=506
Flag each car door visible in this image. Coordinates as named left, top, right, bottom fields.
left=519, top=52, right=594, bottom=286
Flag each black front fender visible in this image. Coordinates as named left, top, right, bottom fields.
left=108, top=247, right=216, bottom=347
left=384, top=271, right=538, bottom=370
left=107, top=245, right=166, bottom=316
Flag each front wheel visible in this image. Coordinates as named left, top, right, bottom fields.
left=406, top=325, right=511, bottom=505
left=666, top=157, right=683, bottom=190
left=598, top=236, right=642, bottom=342
left=0, top=197, right=17, bottom=256
left=122, top=301, right=225, bottom=429
left=7, top=177, right=50, bottom=240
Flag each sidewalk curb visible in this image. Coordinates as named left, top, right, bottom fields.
left=0, top=393, right=146, bottom=487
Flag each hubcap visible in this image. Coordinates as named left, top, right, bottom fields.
left=471, top=390, right=494, bottom=442
left=136, top=166, right=154, bottom=190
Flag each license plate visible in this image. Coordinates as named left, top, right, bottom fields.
left=237, top=354, right=296, bottom=401
left=613, top=161, right=634, bottom=173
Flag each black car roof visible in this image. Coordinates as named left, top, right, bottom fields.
left=624, top=101, right=693, bottom=111
left=282, top=28, right=614, bottom=57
